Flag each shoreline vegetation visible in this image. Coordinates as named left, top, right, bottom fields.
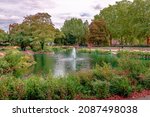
left=0, top=46, right=150, bottom=100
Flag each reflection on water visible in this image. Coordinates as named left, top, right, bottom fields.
left=33, top=53, right=91, bottom=77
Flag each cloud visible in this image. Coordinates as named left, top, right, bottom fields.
left=93, top=4, right=102, bottom=10
left=80, top=13, right=91, bottom=17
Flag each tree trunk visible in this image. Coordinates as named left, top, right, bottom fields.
left=109, top=34, right=112, bottom=46
left=147, top=37, right=150, bottom=45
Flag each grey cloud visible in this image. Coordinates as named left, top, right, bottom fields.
left=93, top=4, right=102, bottom=10
left=80, top=13, right=91, bottom=17
left=56, top=13, right=72, bottom=20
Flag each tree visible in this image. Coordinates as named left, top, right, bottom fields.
left=89, top=19, right=109, bottom=46
left=54, top=29, right=65, bottom=45
left=22, top=13, right=56, bottom=50
left=9, top=13, right=57, bottom=50
left=0, top=29, right=8, bottom=44
left=9, top=23, right=32, bottom=50
left=96, top=0, right=150, bottom=45
left=61, top=18, right=88, bottom=45
left=96, top=0, right=132, bottom=45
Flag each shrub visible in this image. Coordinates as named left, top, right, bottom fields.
left=118, top=58, right=147, bottom=80
left=91, top=51, right=118, bottom=67
left=0, top=77, right=25, bottom=99
left=92, top=80, right=110, bottom=98
left=139, top=70, right=150, bottom=89
left=139, top=78, right=150, bottom=89
left=52, top=78, right=75, bottom=100
left=110, top=77, right=132, bottom=97
left=24, top=77, right=47, bottom=100
left=1, top=50, right=34, bottom=77
left=75, top=70, right=94, bottom=96
left=93, top=63, right=115, bottom=81
left=0, top=58, right=10, bottom=74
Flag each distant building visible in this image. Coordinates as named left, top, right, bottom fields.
left=111, top=39, right=120, bottom=46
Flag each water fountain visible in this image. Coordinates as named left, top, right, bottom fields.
left=71, top=47, right=76, bottom=59
left=33, top=47, right=91, bottom=77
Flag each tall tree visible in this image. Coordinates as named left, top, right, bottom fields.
left=9, top=23, right=32, bottom=50
left=0, top=29, right=6, bottom=44
left=96, top=0, right=150, bottom=45
left=9, top=13, right=57, bottom=50
left=23, top=13, right=56, bottom=50
left=61, top=18, right=87, bottom=45
left=89, top=19, right=109, bottom=46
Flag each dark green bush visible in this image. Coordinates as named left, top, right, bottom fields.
left=75, top=70, right=94, bottom=96
left=51, top=77, right=76, bottom=100
left=140, top=78, right=150, bottom=89
left=91, top=51, right=118, bottom=67
left=92, top=80, right=110, bottom=98
left=110, top=77, right=132, bottom=97
left=25, top=77, right=47, bottom=100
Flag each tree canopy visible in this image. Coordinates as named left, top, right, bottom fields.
left=61, top=18, right=89, bottom=45
left=96, top=0, right=150, bottom=45
left=89, top=19, right=109, bottom=46
left=0, top=28, right=9, bottom=45
left=9, top=13, right=57, bottom=50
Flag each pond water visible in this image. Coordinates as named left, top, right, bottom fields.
left=33, top=49, right=92, bottom=77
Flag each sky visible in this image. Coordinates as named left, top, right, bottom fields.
left=0, top=0, right=132, bottom=31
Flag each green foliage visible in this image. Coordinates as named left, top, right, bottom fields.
left=117, top=50, right=150, bottom=60
left=0, top=77, right=25, bottom=99
left=0, top=49, right=150, bottom=99
left=97, top=0, right=150, bottom=45
left=9, top=13, right=57, bottom=51
left=75, top=71, right=94, bottom=96
left=118, top=58, right=147, bottom=79
left=139, top=69, right=150, bottom=89
left=89, top=19, right=109, bottom=46
left=110, top=77, right=132, bottom=97
left=61, top=18, right=89, bottom=45
left=52, top=78, right=75, bottom=100
left=0, top=50, right=34, bottom=77
left=92, top=80, right=110, bottom=98
left=25, top=77, right=47, bottom=99
left=93, top=64, right=114, bottom=81
left=90, top=50, right=118, bottom=67
left=0, top=29, right=9, bottom=45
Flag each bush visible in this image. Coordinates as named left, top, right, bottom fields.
left=139, top=78, right=150, bottom=90
left=24, top=77, right=47, bottom=100
left=92, top=80, right=110, bottom=98
left=52, top=78, right=75, bottom=100
left=1, top=50, right=34, bottom=77
left=75, top=70, right=94, bottom=96
left=118, top=58, right=147, bottom=80
left=139, top=70, right=150, bottom=89
left=110, top=77, right=132, bottom=97
left=93, top=63, right=115, bottom=81
left=91, top=51, right=118, bottom=67
left=0, top=77, right=25, bottom=99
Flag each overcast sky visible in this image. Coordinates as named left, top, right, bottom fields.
left=0, top=0, right=132, bottom=31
